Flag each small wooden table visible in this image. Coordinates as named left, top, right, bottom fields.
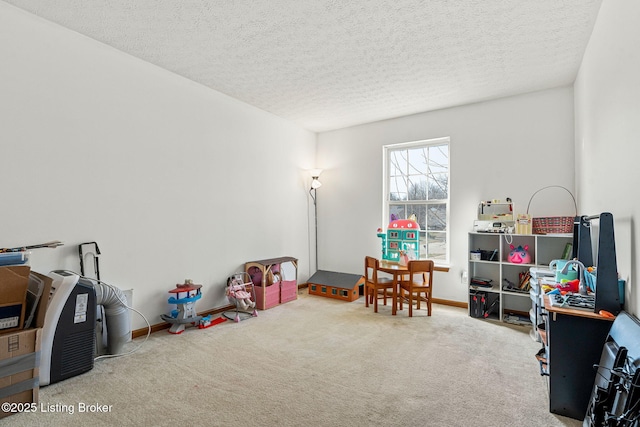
left=377, top=260, right=448, bottom=315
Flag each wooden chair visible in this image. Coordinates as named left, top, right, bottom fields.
left=398, top=260, right=434, bottom=317
left=364, top=256, right=395, bottom=313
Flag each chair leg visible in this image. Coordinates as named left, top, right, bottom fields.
left=408, top=291, right=413, bottom=317
left=374, top=289, right=378, bottom=313
left=365, top=286, right=369, bottom=307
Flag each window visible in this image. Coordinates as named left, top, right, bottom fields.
left=383, top=137, right=450, bottom=263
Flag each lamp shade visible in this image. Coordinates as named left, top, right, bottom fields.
left=311, top=178, right=322, bottom=189
left=309, top=169, right=323, bottom=178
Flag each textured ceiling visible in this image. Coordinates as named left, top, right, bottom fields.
left=4, top=0, right=603, bottom=132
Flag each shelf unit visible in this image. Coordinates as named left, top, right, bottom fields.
left=468, top=232, right=572, bottom=323
left=529, top=267, right=556, bottom=343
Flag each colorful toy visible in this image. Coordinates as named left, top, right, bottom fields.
left=549, top=259, right=578, bottom=282
left=223, top=272, right=258, bottom=322
left=160, top=279, right=203, bottom=334
left=556, top=279, right=580, bottom=293
left=507, top=244, right=531, bottom=264
left=198, top=314, right=227, bottom=329
left=227, top=275, right=256, bottom=311
left=377, top=218, right=420, bottom=261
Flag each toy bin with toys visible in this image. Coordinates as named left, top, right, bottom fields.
left=245, top=257, right=298, bottom=310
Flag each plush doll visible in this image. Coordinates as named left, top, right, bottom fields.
left=399, top=250, right=409, bottom=266
left=508, top=244, right=531, bottom=264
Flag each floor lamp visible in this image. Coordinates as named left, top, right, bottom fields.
left=306, top=170, right=365, bottom=298
left=309, top=169, right=322, bottom=272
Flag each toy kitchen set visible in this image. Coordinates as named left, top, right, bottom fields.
left=545, top=212, right=623, bottom=315
left=473, top=199, right=515, bottom=234
left=532, top=213, right=638, bottom=423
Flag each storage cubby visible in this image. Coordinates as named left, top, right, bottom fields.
left=468, top=232, right=572, bottom=323
left=245, top=256, right=298, bottom=310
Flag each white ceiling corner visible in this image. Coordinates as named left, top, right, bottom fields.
left=3, top=0, right=603, bottom=132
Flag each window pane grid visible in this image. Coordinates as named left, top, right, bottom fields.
left=384, top=140, right=449, bottom=262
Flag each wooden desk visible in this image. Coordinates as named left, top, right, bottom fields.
left=377, top=260, right=447, bottom=315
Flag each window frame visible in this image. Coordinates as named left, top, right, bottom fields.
left=382, top=137, right=451, bottom=265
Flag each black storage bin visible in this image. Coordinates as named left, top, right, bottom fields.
left=469, top=290, right=487, bottom=318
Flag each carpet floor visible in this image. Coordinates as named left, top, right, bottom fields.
left=5, top=291, right=583, bottom=426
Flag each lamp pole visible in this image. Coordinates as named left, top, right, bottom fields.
left=309, top=170, right=322, bottom=272
left=310, top=187, right=318, bottom=271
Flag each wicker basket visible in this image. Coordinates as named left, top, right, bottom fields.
left=531, top=216, right=575, bottom=234
left=526, top=186, right=577, bottom=234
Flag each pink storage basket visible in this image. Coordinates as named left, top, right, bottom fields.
left=280, top=280, right=297, bottom=303
left=255, top=283, right=280, bottom=310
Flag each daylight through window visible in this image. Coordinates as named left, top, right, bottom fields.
left=383, top=137, right=450, bottom=263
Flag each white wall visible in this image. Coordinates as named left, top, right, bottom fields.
left=0, top=4, right=317, bottom=329
left=574, top=0, right=640, bottom=318
left=4, top=0, right=636, bottom=325
left=317, top=87, right=575, bottom=303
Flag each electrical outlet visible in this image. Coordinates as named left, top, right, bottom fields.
left=461, top=270, right=468, bottom=284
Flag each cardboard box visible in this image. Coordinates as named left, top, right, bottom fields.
left=0, top=266, right=30, bottom=334
left=0, top=271, right=51, bottom=419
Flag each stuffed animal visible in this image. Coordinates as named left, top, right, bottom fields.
left=508, top=244, right=531, bottom=264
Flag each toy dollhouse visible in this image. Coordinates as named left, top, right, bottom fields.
left=377, top=218, right=420, bottom=261
left=307, top=270, right=365, bottom=302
